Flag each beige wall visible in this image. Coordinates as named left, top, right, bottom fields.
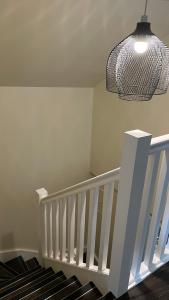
left=91, top=80, right=169, bottom=175
left=0, top=87, right=93, bottom=251
left=2, top=63, right=169, bottom=253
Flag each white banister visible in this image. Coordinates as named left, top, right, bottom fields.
left=40, top=168, right=120, bottom=204
left=109, top=130, right=152, bottom=298
left=36, top=130, right=169, bottom=297
left=150, top=134, right=169, bottom=153
left=76, top=191, right=86, bottom=266
left=144, top=150, right=169, bottom=270
left=86, top=187, right=99, bottom=268
left=98, top=182, right=114, bottom=271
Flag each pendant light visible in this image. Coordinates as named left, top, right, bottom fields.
left=106, top=0, right=169, bottom=101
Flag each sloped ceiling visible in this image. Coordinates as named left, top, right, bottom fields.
left=0, top=0, right=169, bottom=87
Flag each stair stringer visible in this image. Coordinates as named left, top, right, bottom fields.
left=44, top=256, right=109, bottom=295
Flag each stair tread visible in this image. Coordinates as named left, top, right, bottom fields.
left=0, top=268, right=55, bottom=300
left=0, top=262, right=18, bottom=280
left=25, top=258, right=40, bottom=271
left=0, top=268, right=53, bottom=298
left=46, top=278, right=82, bottom=300
left=62, top=282, right=98, bottom=300
left=78, top=286, right=102, bottom=300
left=99, top=292, right=116, bottom=299
left=0, top=267, right=41, bottom=290
left=0, top=281, right=9, bottom=289
left=33, top=276, right=80, bottom=300
left=5, top=256, right=28, bottom=274
left=14, top=272, right=66, bottom=300
left=0, top=262, right=19, bottom=276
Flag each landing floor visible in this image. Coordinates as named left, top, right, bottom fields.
left=119, top=262, right=169, bottom=299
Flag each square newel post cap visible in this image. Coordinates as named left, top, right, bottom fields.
left=125, top=129, right=152, bottom=139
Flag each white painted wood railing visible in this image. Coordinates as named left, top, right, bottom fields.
left=36, top=130, right=169, bottom=298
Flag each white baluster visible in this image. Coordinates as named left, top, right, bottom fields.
left=76, top=191, right=86, bottom=266
left=44, top=203, right=49, bottom=257
left=60, top=198, right=67, bottom=261
left=98, top=182, right=114, bottom=271
left=46, top=202, right=52, bottom=258
left=41, top=203, right=47, bottom=257
left=52, top=201, right=60, bottom=259
left=55, top=201, right=60, bottom=259
left=68, top=195, right=76, bottom=263
left=144, top=150, right=169, bottom=269
left=51, top=201, right=56, bottom=259
left=109, top=130, right=151, bottom=298
left=131, top=152, right=160, bottom=279
left=86, top=187, right=99, bottom=268
left=157, top=188, right=169, bottom=260
left=49, top=203, right=53, bottom=257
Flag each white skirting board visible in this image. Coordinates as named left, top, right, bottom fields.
left=0, top=249, right=39, bottom=262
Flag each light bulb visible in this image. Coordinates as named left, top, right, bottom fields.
left=134, top=41, right=148, bottom=54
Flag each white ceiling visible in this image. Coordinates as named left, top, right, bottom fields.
left=0, top=0, right=169, bottom=87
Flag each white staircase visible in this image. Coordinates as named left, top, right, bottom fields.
left=36, top=130, right=169, bottom=298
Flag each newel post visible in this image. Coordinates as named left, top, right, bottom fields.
left=36, top=188, right=48, bottom=265
left=109, top=130, right=152, bottom=298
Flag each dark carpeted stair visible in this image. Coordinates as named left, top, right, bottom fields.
left=0, top=262, right=18, bottom=281
left=0, top=256, right=115, bottom=300
left=25, top=258, right=40, bottom=271
left=0, top=268, right=49, bottom=297
left=0, top=266, right=42, bottom=289
left=99, top=292, right=116, bottom=299
left=19, top=272, right=66, bottom=300
left=5, top=256, right=28, bottom=274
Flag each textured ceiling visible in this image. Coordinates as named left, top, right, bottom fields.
left=0, top=0, right=169, bottom=87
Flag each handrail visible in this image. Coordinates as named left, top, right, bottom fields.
left=150, top=134, right=169, bottom=154
left=40, top=167, right=120, bottom=203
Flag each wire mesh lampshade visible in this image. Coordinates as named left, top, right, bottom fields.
left=106, top=3, right=169, bottom=101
